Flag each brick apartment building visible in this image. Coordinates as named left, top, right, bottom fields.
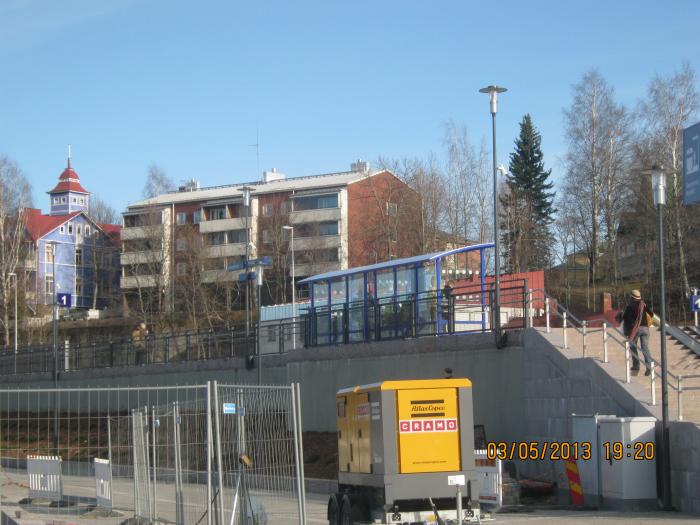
left=120, top=161, right=422, bottom=312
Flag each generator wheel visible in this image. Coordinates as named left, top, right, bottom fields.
left=327, top=494, right=340, bottom=525
left=340, top=495, right=353, bottom=525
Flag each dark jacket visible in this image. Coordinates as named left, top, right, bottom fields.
left=620, top=300, right=654, bottom=337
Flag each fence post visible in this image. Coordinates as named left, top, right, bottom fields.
left=650, top=362, right=656, bottom=406
left=212, top=381, right=225, bottom=525
left=230, top=329, right=235, bottom=358
left=185, top=332, right=191, bottom=361
left=92, top=341, right=97, bottom=369
left=545, top=297, right=550, bottom=333
left=603, top=323, right=609, bottom=363
left=165, top=335, right=170, bottom=363
left=625, top=341, right=631, bottom=384
left=582, top=320, right=587, bottom=358
left=563, top=311, right=568, bottom=349
left=206, top=381, right=213, bottom=525
left=678, top=375, right=683, bottom=421
left=528, top=289, right=534, bottom=328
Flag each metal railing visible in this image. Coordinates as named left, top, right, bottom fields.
left=528, top=288, right=700, bottom=421
left=304, top=281, right=529, bottom=347
left=0, top=319, right=308, bottom=377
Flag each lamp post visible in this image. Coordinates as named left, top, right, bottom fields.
left=479, top=84, right=507, bottom=344
left=49, top=241, right=59, bottom=455
left=651, top=165, right=671, bottom=510
left=238, top=186, right=255, bottom=338
left=283, top=225, right=296, bottom=350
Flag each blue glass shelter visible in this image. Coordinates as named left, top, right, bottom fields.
left=299, top=243, right=494, bottom=346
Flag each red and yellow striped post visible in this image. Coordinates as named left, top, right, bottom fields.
left=564, top=459, right=584, bottom=507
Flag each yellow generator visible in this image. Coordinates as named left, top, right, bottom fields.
left=329, top=378, right=480, bottom=524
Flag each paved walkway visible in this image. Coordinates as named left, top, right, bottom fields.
left=540, top=325, right=700, bottom=424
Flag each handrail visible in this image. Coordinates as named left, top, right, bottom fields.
left=527, top=287, right=690, bottom=419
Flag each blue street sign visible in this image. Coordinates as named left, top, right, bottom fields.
left=238, top=271, right=256, bottom=282
left=691, top=295, right=700, bottom=313
left=684, top=121, right=700, bottom=205
left=227, top=256, right=273, bottom=272
left=223, top=403, right=237, bottom=414
left=56, top=293, right=72, bottom=308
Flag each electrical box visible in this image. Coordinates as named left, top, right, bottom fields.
left=572, top=415, right=657, bottom=510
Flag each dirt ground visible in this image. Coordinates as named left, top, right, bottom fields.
left=302, top=432, right=337, bottom=480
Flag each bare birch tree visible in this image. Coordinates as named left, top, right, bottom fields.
left=637, top=63, right=699, bottom=310
left=0, top=157, right=33, bottom=347
left=142, top=164, right=175, bottom=199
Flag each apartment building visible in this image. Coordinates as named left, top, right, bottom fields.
left=120, top=161, right=422, bottom=311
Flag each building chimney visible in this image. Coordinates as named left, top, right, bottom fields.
left=178, top=179, right=200, bottom=192
left=351, top=159, right=370, bottom=173
left=262, top=168, right=285, bottom=183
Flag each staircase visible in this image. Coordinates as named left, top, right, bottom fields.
left=529, top=290, right=700, bottom=425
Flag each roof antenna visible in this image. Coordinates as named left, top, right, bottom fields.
left=67, top=144, right=72, bottom=169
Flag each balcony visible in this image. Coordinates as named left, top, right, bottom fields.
left=120, top=250, right=163, bottom=265
left=204, top=244, right=246, bottom=258
left=121, top=225, right=164, bottom=240
left=295, top=261, right=342, bottom=278
left=294, top=235, right=341, bottom=251
left=198, top=217, right=246, bottom=233
left=201, top=270, right=238, bottom=284
left=121, top=275, right=163, bottom=289
left=290, top=207, right=341, bottom=224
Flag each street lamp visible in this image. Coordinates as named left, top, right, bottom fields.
left=49, top=241, right=59, bottom=454
left=479, top=84, right=507, bottom=345
left=650, top=165, right=671, bottom=510
left=282, top=225, right=296, bottom=350
left=238, top=186, right=256, bottom=338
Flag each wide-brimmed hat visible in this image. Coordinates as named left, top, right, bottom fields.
left=630, top=289, right=642, bottom=300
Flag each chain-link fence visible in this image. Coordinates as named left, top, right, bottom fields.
left=0, top=382, right=305, bottom=525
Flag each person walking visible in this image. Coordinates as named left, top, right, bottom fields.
left=618, top=289, right=655, bottom=376
left=441, top=280, right=455, bottom=333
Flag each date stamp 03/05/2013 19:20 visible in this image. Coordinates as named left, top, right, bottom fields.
left=486, top=441, right=656, bottom=462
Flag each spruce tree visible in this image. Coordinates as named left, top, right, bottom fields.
left=501, top=114, right=556, bottom=271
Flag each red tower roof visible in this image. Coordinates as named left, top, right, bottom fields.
left=48, top=159, right=89, bottom=194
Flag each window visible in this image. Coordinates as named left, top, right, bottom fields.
left=53, top=197, right=59, bottom=204
left=176, top=238, right=187, bottom=251
left=85, top=225, right=91, bottom=236
left=227, top=229, right=246, bottom=244
left=280, top=201, right=290, bottom=214
left=209, top=232, right=226, bottom=245
left=262, top=229, right=271, bottom=245
left=45, top=245, right=54, bottom=263
left=68, top=223, right=73, bottom=235
left=176, top=262, right=187, bottom=276
left=262, top=204, right=273, bottom=217
left=60, top=225, right=65, bottom=235
left=293, top=193, right=338, bottom=211
left=76, top=276, right=83, bottom=296
left=79, top=198, right=85, bottom=205
left=45, top=275, right=54, bottom=295
left=75, top=248, right=83, bottom=266
left=72, top=197, right=77, bottom=204
left=77, top=225, right=82, bottom=236
left=177, top=212, right=187, bottom=225
left=193, top=210, right=202, bottom=224
left=387, top=202, right=398, bottom=217
left=319, top=221, right=339, bottom=236
left=316, top=248, right=340, bottom=262
left=207, top=206, right=226, bottom=220
left=61, top=196, right=67, bottom=204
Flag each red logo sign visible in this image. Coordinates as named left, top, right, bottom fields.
left=399, top=419, right=458, bottom=433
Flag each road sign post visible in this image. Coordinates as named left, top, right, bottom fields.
left=691, top=291, right=699, bottom=327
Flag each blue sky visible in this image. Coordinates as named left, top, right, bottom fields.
left=1, top=0, right=699, bottom=214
